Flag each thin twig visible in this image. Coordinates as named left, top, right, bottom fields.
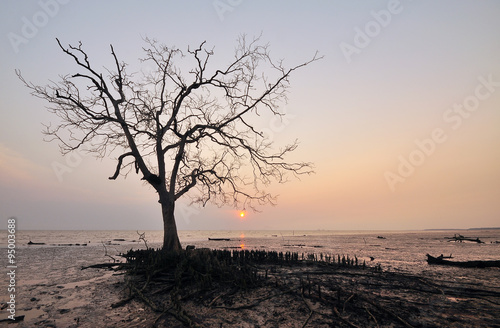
left=301, top=290, right=314, bottom=328
left=129, top=283, right=160, bottom=312
left=364, top=306, right=379, bottom=328
left=102, top=242, right=118, bottom=262
left=208, top=293, right=223, bottom=307
left=137, top=231, right=149, bottom=249
left=360, top=296, right=414, bottom=328
left=343, top=293, right=355, bottom=314
left=214, top=289, right=290, bottom=310
left=333, top=307, right=361, bottom=328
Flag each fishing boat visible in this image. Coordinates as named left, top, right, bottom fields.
left=426, top=254, right=500, bottom=268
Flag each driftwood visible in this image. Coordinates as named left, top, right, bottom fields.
left=0, top=315, right=25, bottom=323
left=27, top=241, right=45, bottom=245
left=54, top=243, right=87, bottom=246
left=208, top=238, right=230, bottom=241
left=110, top=296, right=134, bottom=308
left=81, top=263, right=126, bottom=270
left=445, top=234, right=483, bottom=243
left=426, top=254, right=500, bottom=268
left=27, top=241, right=88, bottom=246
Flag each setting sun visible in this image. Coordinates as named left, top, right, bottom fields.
left=239, top=211, right=246, bottom=218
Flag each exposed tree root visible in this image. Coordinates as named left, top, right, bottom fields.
left=86, top=248, right=500, bottom=327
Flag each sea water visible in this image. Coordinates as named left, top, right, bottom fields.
left=1, top=229, right=499, bottom=296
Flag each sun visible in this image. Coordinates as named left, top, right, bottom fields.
left=239, top=211, right=246, bottom=218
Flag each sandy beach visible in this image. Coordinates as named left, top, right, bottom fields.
left=0, top=244, right=157, bottom=327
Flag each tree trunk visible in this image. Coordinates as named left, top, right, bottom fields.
left=159, top=193, right=182, bottom=251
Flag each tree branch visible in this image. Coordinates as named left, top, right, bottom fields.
left=109, top=152, right=135, bottom=180
left=20, top=35, right=320, bottom=217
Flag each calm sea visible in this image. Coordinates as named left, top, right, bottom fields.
left=1, top=229, right=499, bottom=289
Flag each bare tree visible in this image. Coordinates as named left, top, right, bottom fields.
left=18, top=36, right=320, bottom=251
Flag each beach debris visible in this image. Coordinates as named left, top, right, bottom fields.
left=81, top=263, right=124, bottom=270
left=377, top=236, right=386, bottom=239
left=208, top=238, right=231, bottom=241
left=445, top=234, right=484, bottom=243
left=27, top=241, right=45, bottom=245
left=45, top=243, right=88, bottom=246
left=0, top=315, right=24, bottom=322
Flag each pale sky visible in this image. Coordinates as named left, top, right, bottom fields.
left=1, top=1, right=499, bottom=231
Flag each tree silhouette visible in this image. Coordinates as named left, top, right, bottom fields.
left=18, top=36, right=319, bottom=251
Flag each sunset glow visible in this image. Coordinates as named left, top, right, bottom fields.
left=0, top=2, right=499, bottom=231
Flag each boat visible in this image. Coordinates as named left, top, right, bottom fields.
left=27, top=241, right=45, bottom=245
left=426, top=254, right=500, bottom=268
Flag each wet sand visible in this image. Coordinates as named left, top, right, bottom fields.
left=0, top=245, right=158, bottom=327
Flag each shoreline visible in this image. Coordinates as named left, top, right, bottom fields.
left=1, top=231, right=499, bottom=327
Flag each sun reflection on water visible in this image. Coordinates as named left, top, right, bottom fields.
left=240, top=233, right=245, bottom=249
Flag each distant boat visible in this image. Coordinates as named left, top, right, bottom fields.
left=208, top=238, right=231, bottom=241
left=27, top=241, right=45, bottom=245
left=426, top=254, right=500, bottom=268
